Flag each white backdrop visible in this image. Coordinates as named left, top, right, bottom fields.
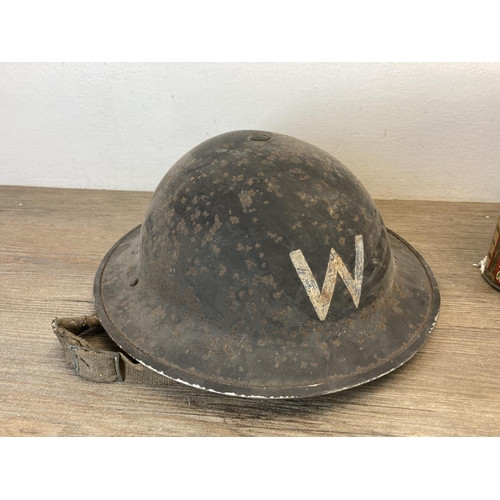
left=1, top=62, right=499, bottom=201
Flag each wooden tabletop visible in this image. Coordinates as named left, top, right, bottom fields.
left=1, top=185, right=499, bottom=436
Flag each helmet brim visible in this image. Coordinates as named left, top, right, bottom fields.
left=94, top=225, right=440, bottom=399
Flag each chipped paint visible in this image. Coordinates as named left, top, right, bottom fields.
left=479, top=256, right=487, bottom=274
left=239, top=189, right=256, bottom=209
left=136, top=359, right=339, bottom=398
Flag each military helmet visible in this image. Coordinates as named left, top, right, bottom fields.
left=94, top=130, right=440, bottom=398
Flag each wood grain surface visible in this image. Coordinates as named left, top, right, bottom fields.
left=1, top=185, right=499, bottom=436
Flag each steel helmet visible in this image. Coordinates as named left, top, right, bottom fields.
left=94, top=130, right=440, bottom=398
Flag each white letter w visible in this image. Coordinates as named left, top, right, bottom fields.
left=290, top=235, right=364, bottom=321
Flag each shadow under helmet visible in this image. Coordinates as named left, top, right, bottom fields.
left=94, top=130, right=440, bottom=398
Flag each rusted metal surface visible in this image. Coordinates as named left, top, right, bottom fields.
left=94, top=130, right=440, bottom=398
left=482, top=216, right=500, bottom=292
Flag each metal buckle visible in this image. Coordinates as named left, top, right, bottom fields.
left=69, top=345, right=124, bottom=382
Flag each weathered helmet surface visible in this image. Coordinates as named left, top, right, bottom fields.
left=94, top=130, right=440, bottom=398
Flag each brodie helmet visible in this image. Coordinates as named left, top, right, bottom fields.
left=93, top=130, right=440, bottom=398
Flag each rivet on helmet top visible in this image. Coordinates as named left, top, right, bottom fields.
left=249, top=133, right=271, bottom=141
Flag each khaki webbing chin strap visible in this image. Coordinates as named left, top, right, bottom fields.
left=52, top=315, right=173, bottom=386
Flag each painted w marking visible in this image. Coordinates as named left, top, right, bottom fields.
left=290, top=235, right=364, bottom=321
